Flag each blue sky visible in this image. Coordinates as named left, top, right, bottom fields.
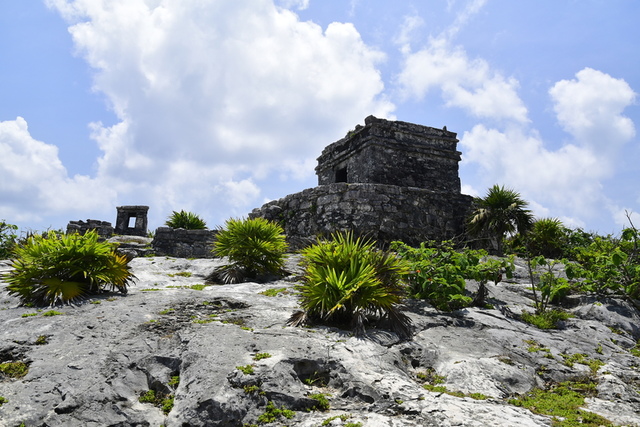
left=1, top=0, right=638, bottom=235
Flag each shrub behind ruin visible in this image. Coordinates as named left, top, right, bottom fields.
left=165, top=210, right=207, bottom=230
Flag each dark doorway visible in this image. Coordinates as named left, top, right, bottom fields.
left=335, top=167, right=347, bottom=183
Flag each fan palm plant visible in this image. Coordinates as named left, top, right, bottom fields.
left=3, top=230, right=135, bottom=306
left=467, top=185, right=534, bottom=256
left=165, top=210, right=207, bottom=230
left=289, top=231, right=412, bottom=338
left=525, top=218, right=569, bottom=259
left=212, top=217, right=288, bottom=283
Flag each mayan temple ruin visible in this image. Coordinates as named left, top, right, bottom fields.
left=250, top=115, right=474, bottom=247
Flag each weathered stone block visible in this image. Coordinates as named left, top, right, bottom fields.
left=151, top=227, right=217, bottom=258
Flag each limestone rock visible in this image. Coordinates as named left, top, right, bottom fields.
left=1, top=256, right=639, bottom=426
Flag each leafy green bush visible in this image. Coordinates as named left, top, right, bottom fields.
left=393, top=241, right=515, bottom=309
left=391, top=241, right=475, bottom=310
left=289, top=232, right=411, bottom=338
left=526, top=256, right=572, bottom=312
left=466, top=255, right=514, bottom=307
left=165, top=210, right=207, bottom=229
left=3, top=230, right=135, bottom=305
left=0, top=220, right=18, bottom=259
left=212, top=217, right=288, bottom=283
left=565, top=225, right=640, bottom=301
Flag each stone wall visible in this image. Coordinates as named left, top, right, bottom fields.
left=152, top=227, right=217, bottom=258
left=250, top=183, right=473, bottom=248
left=66, top=220, right=114, bottom=240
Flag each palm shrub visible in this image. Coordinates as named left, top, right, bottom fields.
left=289, top=231, right=412, bottom=338
left=165, top=210, right=207, bottom=229
left=467, top=185, right=534, bottom=256
left=212, top=217, right=288, bottom=283
left=3, top=230, right=135, bottom=305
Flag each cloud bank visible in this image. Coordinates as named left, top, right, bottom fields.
left=1, top=0, right=637, bottom=235
left=394, top=1, right=636, bottom=230
left=24, top=0, right=394, bottom=227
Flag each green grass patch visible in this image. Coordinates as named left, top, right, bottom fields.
left=0, top=396, right=6, bottom=406
left=521, top=309, right=572, bottom=329
left=525, top=339, right=551, bottom=353
left=256, top=401, right=295, bottom=424
left=259, top=287, right=288, bottom=297
left=21, top=312, right=38, bottom=318
left=236, top=364, right=254, bottom=375
left=166, top=284, right=207, bottom=290
left=42, top=310, right=63, bottom=317
left=508, top=380, right=611, bottom=427
left=416, top=367, right=446, bottom=385
left=168, top=376, right=180, bottom=387
left=308, top=393, right=330, bottom=411
left=35, top=335, right=48, bottom=345
left=559, top=353, right=604, bottom=375
left=321, top=415, right=361, bottom=426
left=138, top=390, right=174, bottom=415
left=0, top=361, right=29, bottom=378
left=167, top=271, right=192, bottom=278
left=253, top=352, right=272, bottom=361
left=192, top=318, right=216, bottom=324
left=468, top=392, right=489, bottom=400
left=631, top=341, right=640, bottom=358
left=243, top=385, right=262, bottom=395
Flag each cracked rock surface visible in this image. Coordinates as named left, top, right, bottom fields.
left=1, top=256, right=639, bottom=427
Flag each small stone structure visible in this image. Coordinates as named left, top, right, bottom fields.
left=114, top=206, right=149, bottom=237
left=151, top=227, right=217, bottom=258
left=251, top=116, right=473, bottom=247
left=66, top=219, right=114, bottom=239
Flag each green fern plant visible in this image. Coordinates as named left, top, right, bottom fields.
left=3, top=230, right=135, bottom=306
left=212, top=217, right=288, bottom=283
left=289, top=231, right=412, bottom=338
left=165, top=210, right=207, bottom=229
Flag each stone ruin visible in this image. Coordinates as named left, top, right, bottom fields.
left=66, top=206, right=150, bottom=240
left=66, top=205, right=216, bottom=258
left=251, top=115, right=474, bottom=247
left=114, top=205, right=149, bottom=237
left=66, top=219, right=114, bottom=240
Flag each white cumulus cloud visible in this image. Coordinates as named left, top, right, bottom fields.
left=461, top=68, right=637, bottom=227
left=0, top=117, right=114, bottom=224
left=42, top=0, right=394, bottom=227
left=397, top=38, right=527, bottom=123
left=550, top=67, right=636, bottom=152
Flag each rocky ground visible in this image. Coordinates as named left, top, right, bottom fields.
left=1, top=254, right=639, bottom=427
